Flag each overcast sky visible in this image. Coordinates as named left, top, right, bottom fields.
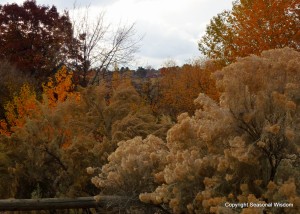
left=0, top=0, right=233, bottom=69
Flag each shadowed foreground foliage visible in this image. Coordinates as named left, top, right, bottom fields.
left=0, top=82, right=171, bottom=199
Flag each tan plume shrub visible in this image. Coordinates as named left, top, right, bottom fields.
left=103, top=83, right=144, bottom=132
left=150, top=48, right=299, bottom=213
left=92, top=135, right=169, bottom=213
left=117, top=48, right=300, bottom=213
left=111, top=111, right=171, bottom=143
left=106, top=83, right=172, bottom=143
left=140, top=95, right=237, bottom=213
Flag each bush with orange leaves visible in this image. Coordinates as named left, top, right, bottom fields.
left=158, top=61, right=219, bottom=119
left=0, top=66, right=79, bottom=135
left=92, top=48, right=300, bottom=213
left=0, top=84, right=38, bottom=135
left=42, top=66, right=80, bottom=107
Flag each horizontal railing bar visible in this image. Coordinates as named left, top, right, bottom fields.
left=0, top=196, right=130, bottom=211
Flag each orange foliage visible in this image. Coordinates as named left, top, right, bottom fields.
left=231, top=0, right=300, bottom=58
left=158, top=62, right=219, bottom=118
left=0, top=120, right=9, bottom=136
left=0, top=84, right=38, bottom=134
left=42, top=66, right=80, bottom=107
left=0, top=67, right=80, bottom=137
left=43, top=66, right=80, bottom=149
left=199, top=0, right=300, bottom=64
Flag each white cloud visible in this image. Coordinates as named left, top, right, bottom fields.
left=98, top=0, right=233, bottom=68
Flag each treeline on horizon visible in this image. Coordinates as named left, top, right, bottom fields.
left=0, top=0, right=299, bottom=214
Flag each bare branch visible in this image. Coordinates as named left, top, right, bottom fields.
left=70, top=5, right=141, bottom=86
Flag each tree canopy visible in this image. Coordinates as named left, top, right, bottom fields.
left=0, top=0, right=77, bottom=82
left=199, top=0, right=300, bottom=65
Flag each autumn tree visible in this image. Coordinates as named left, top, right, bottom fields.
left=158, top=60, right=219, bottom=119
left=0, top=61, right=35, bottom=120
left=0, top=0, right=78, bottom=83
left=92, top=48, right=300, bottom=213
left=0, top=84, right=38, bottom=135
left=0, top=66, right=80, bottom=135
left=42, top=66, right=80, bottom=108
left=199, top=0, right=300, bottom=64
